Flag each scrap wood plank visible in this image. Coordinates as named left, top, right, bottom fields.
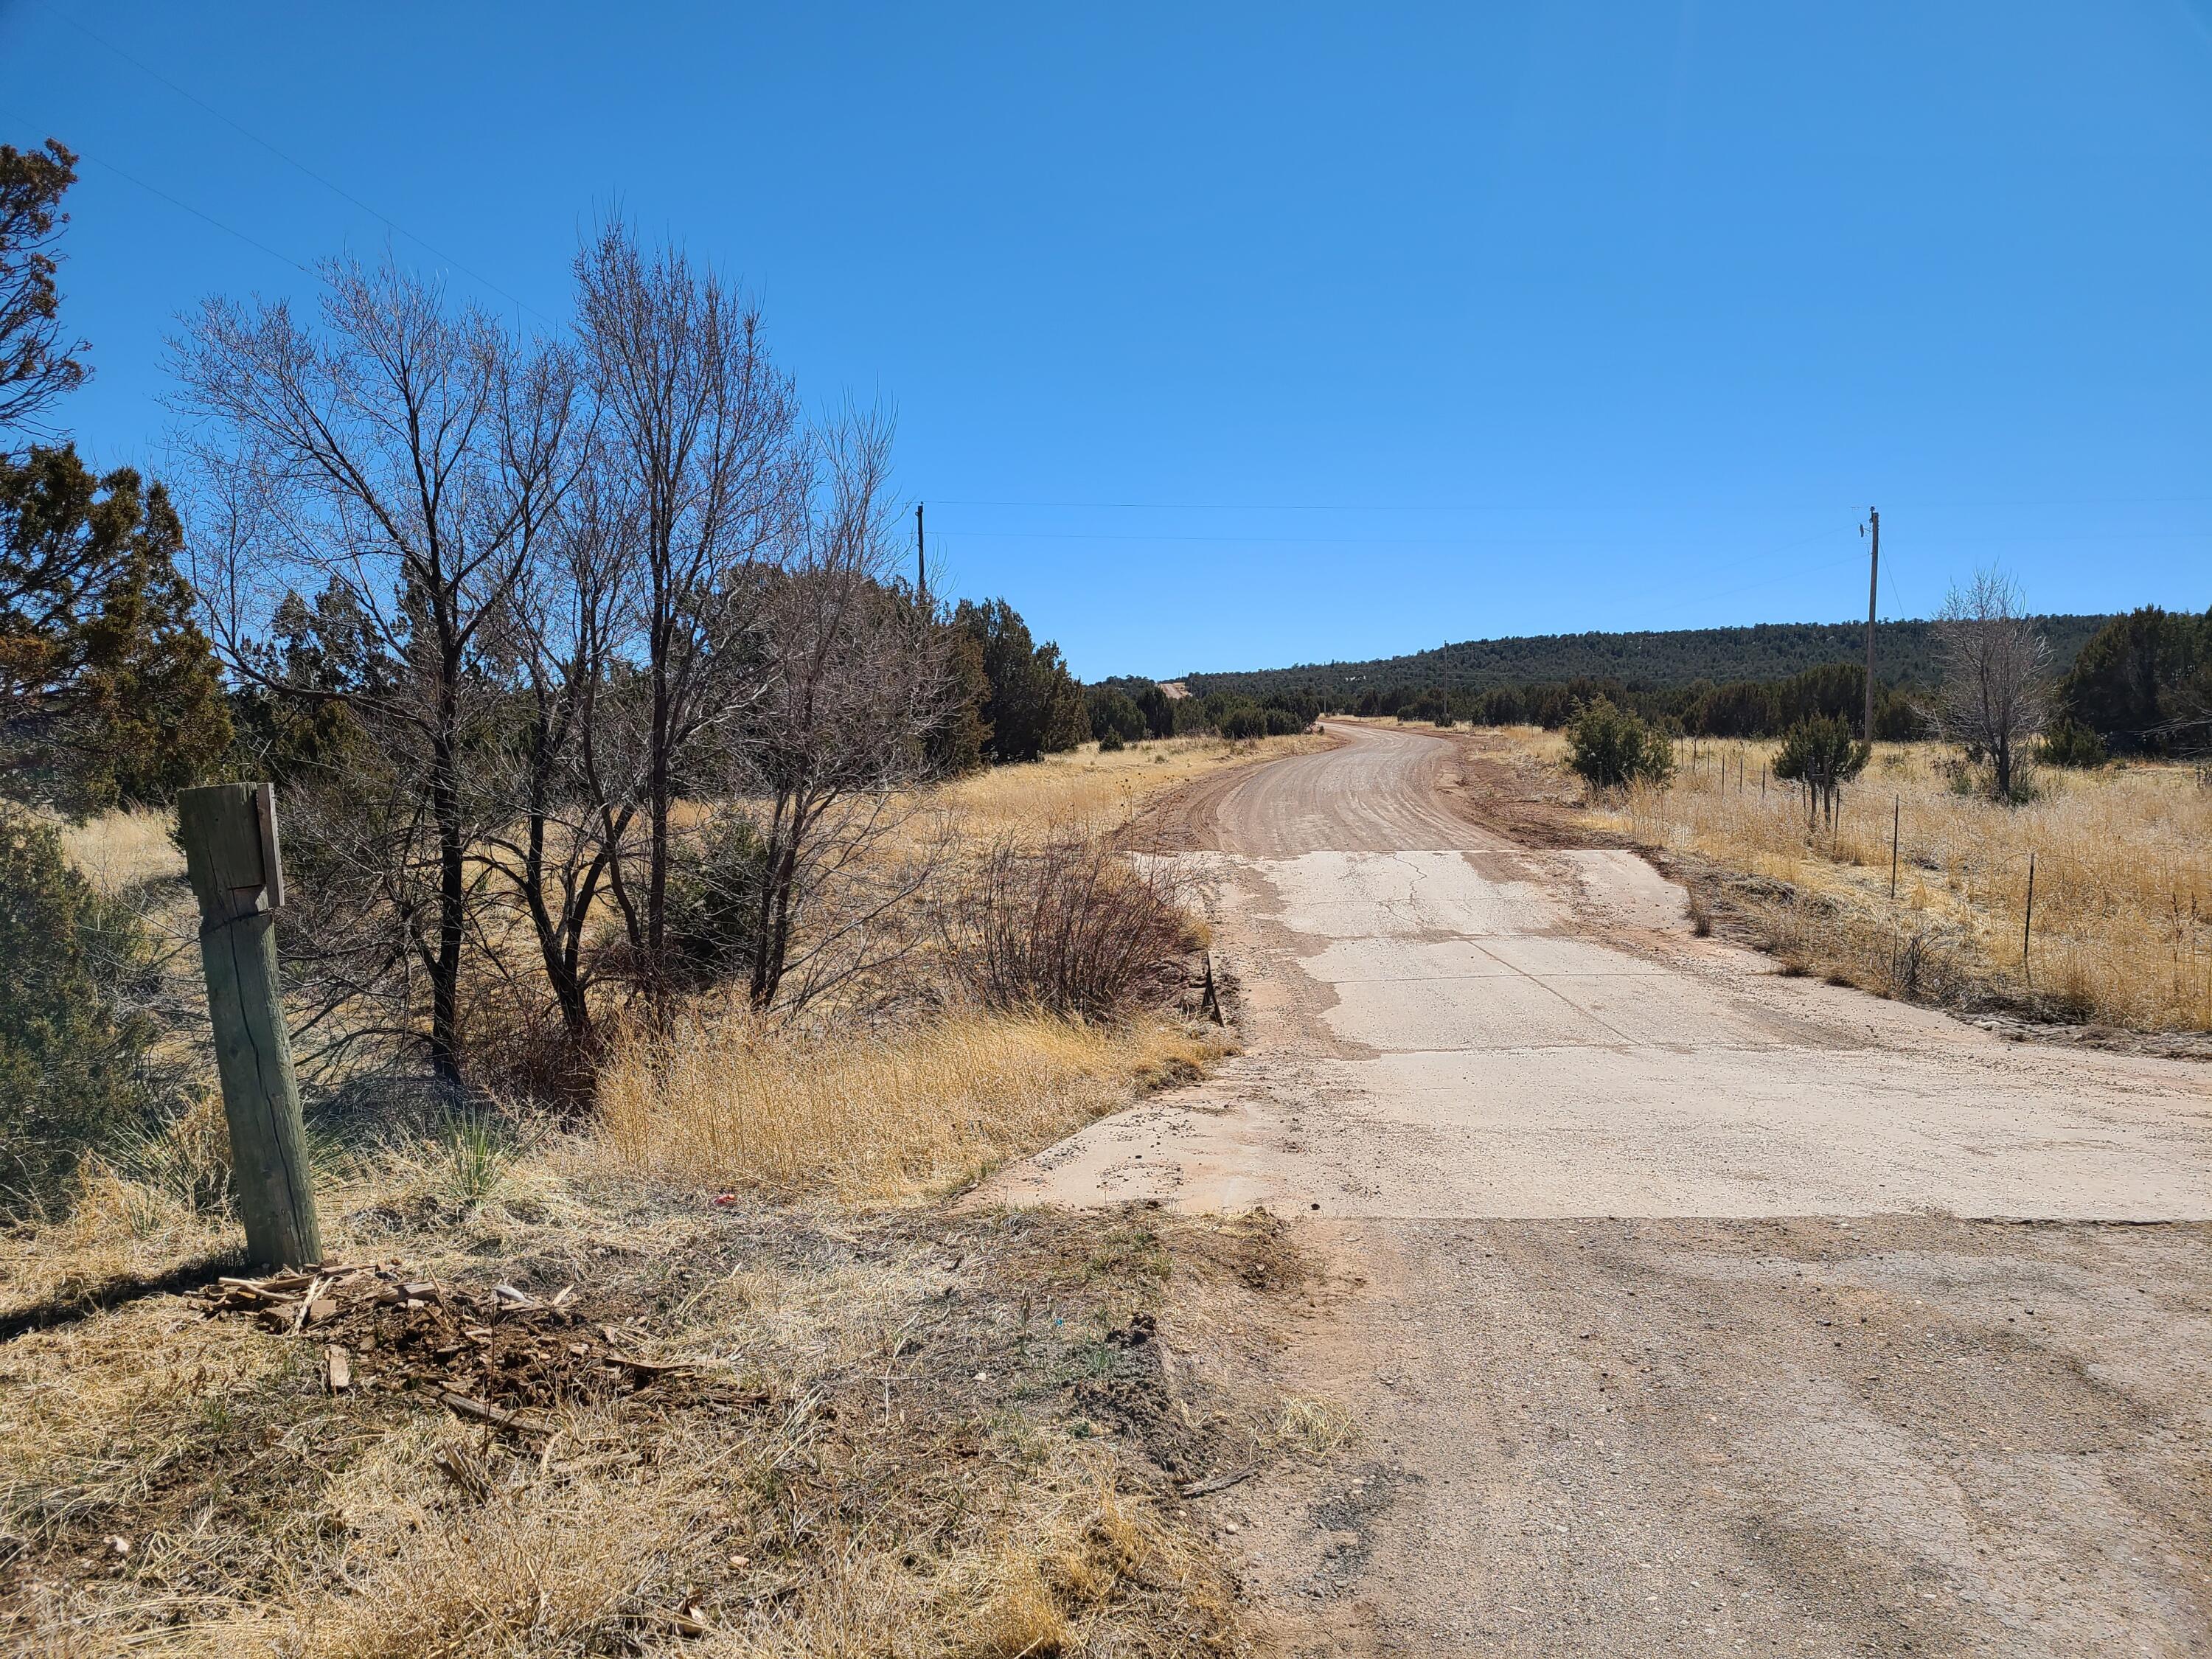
left=223, top=1272, right=312, bottom=1293
left=289, top=1276, right=330, bottom=1335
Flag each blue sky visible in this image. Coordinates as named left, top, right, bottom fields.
left=1, top=1, right=2207, bottom=680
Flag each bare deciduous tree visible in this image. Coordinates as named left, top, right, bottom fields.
left=737, top=409, right=950, bottom=1010
left=1930, top=567, right=2050, bottom=803
left=573, top=225, right=804, bottom=1008
left=175, top=257, right=582, bottom=1081
left=478, top=443, right=641, bottom=1069
left=172, top=237, right=965, bottom=1097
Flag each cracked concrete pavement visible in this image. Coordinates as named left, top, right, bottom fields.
left=980, top=720, right=2212, bottom=1656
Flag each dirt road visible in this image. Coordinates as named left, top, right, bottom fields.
left=983, top=722, right=2212, bottom=1656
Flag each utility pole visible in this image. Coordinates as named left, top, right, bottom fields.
left=915, top=501, right=927, bottom=604
left=1861, top=507, right=1880, bottom=743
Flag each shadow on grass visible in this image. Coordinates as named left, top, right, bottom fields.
left=0, top=1252, right=242, bottom=1342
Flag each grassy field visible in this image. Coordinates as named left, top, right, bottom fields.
left=1495, top=726, right=2212, bottom=1033
left=935, top=732, right=1329, bottom=843
left=1, top=733, right=1324, bottom=1656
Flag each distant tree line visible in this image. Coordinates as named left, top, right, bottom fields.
left=1349, top=662, right=1925, bottom=740
left=1545, top=582, right=2209, bottom=815
left=1185, top=615, right=2119, bottom=709
left=1086, top=677, right=1317, bottom=747
left=1283, top=602, right=2212, bottom=765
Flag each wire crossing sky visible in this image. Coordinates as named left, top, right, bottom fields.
left=2, top=1, right=2208, bottom=679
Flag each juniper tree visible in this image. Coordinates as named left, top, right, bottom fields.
left=1771, top=714, right=1870, bottom=830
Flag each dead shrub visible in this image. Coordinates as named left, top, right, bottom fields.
left=454, top=975, right=604, bottom=1111
left=943, top=831, right=1195, bottom=1020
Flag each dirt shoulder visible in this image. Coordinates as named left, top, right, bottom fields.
left=1424, top=722, right=1624, bottom=851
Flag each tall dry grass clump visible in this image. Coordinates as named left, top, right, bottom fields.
left=57, top=807, right=184, bottom=898
left=595, top=1007, right=1221, bottom=1202
left=1600, top=740, right=2212, bottom=1029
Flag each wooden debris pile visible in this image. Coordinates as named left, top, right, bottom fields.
left=195, top=1264, right=735, bottom=1431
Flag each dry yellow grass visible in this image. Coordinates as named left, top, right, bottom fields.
left=1548, top=731, right=2212, bottom=1031
left=237, top=1439, right=1228, bottom=1659
left=940, top=734, right=1326, bottom=842
left=597, top=1006, right=1225, bottom=1203
left=57, top=806, right=185, bottom=897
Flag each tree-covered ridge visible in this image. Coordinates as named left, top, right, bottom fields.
left=1183, top=616, right=2118, bottom=703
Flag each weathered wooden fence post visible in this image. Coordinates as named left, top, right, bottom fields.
left=178, top=782, right=321, bottom=1268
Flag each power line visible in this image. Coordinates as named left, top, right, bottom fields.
left=7, top=127, right=319, bottom=279
left=933, top=493, right=2212, bottom=515
left=55, top=12, right=560, bottom=327
left=1585, top=526, right=1848, bottom=618
left=1643, top=550, right=1868, bottom=618
left=936, top=497, right=1838, bottom=514
left=942, top=527, right=1705, bottom=547
left=931, top=524, right=2207, bottom=549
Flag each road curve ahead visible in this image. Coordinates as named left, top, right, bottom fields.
left=984, top=720, right=2212, bottom=1657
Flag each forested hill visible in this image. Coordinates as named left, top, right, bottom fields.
left=1182, top=616, right=2117, bottom=703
